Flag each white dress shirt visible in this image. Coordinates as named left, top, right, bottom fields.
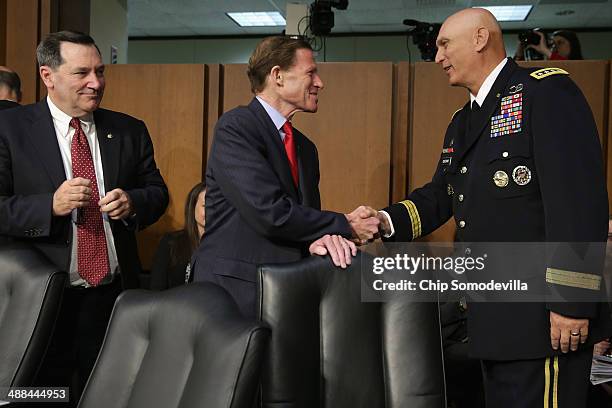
left=47, top=97, right=119, bottom=286
left=381, top=58, right=508, bottom=238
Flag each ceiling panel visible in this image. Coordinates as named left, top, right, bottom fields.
left=128, top=0, right=612, bottom=37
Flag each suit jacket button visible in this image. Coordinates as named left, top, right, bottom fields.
left=458, top=194, right=464, bottom=202
left=460, top=166, right=468, bottom=174
left=459, top=220, right=466, bottom=228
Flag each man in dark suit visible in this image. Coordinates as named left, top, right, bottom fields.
left=0, top=66, right=21, bottom=110
left=374, top=8, right=612, bottom=407
left=0, top=31, right=168, bottom=405
left=192, top=36, right=379, bottom=317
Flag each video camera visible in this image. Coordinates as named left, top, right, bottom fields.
left=518, top=29, right=542, bottom=46
left=403, top=19, right=441, bottom=61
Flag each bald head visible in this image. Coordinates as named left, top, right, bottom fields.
left=447, top=8, right=504, bottom=53
left=435, top=8, right=507, bottom=94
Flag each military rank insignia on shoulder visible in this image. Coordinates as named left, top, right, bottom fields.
left=529, top=67, right=569, bottom=80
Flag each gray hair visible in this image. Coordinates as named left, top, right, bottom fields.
left=36, top=30, right=100, bottom=69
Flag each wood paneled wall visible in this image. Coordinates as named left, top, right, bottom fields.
left=219, top=62, right=394, bottom=213
left=101, top=64, right=207, bottom=269
left=0, top=0, right=6, bottom=66
left=5, top=0, right=39, bottom=104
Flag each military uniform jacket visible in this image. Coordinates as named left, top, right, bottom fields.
left=383, top=58, right=612, bottom=360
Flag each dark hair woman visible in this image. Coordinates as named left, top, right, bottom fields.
left=515, top=29, right=583, bottom=61
left=150, top=182, right=206, bottom=290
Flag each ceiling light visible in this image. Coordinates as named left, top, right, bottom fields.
left=473, top=5, right=533, bottom=22
left=226, top=11, right=286, bottom=27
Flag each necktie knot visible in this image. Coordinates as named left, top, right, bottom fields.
left=282, top=121, right=293, bottom=137
left=70, top=117, right=82, bottom=131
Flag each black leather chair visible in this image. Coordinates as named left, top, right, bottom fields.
left=78, top=283, right=270, bottom=408
left=258, top=255, right=446, bottom=408
left=0, top=242, right=67, bottom=388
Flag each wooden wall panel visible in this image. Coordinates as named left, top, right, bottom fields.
left=101, top=64, right=207, bottom=269
left=391, top=62, right=410, bottom=203
left=5, top=0, right=39, bottom=104
left=220, top=62, right=393, bottom=213
left=0, top=0, right=6, bottom=66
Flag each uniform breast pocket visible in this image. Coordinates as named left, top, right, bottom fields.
left=485, top=138, right=539, bottom=199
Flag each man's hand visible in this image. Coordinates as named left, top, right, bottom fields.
left=376, top=211, right=391, bottom=237
left=550, top=311, right=589, bottom=353
left=309, top=234, right=357, bottom=268
left=594, top=338, right=610, bottom=356
left=345, top=206, right=380, bottom=243
left=99, top=188, right=133, bottom=220
left=52, top=177, right=92, bottom=216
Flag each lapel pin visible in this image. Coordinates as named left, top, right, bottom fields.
left=106, top=133, right=113, bottom=139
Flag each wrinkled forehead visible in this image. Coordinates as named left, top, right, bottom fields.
left=59, top=42, right=102, bottom=65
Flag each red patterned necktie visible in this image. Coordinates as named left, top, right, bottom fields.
left=282, top=121, right=299, bottom=186
left=70, top=118, right=109, bottom=286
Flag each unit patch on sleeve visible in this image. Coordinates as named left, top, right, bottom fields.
left=490, top=93, right=522, bottom=138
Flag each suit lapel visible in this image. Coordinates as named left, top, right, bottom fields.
left=454, top=58, right=517, bottom=165
left=294, top=131, right=307, bottom=205
left=28, top=101, right=67, bottom=189
left=93, top=109, right=121, bottom=193
left=248, top=99, right=299, bottom=200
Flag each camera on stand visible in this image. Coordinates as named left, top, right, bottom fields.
left=403, top=19, right=441, bottom=61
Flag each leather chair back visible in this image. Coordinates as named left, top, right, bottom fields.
left=258, top=255, right=445, bottom=408
left=0, top=242, right=67, bottom=387
left=79, top=283, right=270, bottom=408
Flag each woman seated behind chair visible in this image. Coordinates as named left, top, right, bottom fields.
left=150, top=182, right=206, bottom=290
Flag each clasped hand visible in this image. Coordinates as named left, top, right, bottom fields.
left=53, top=177, right=133, bottom=220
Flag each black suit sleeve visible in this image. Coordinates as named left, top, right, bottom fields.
left=531, top=75, right=608, bottom=318
left=210, top=114, right=351, bottom=242
left=0, top=134, right=60, bottom=238
left=125, top=121, right=169, bottom=230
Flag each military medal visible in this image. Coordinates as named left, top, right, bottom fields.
left=490, top=92, right=523, bottom=138
left=512, top=166, right=531, bottom=185
left=493, top=170, right=509, bottom=187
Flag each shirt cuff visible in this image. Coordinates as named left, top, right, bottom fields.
left=378, top=210, right=395, bottom=238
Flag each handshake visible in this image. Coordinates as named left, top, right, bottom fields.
left=308, top=206, right=391, bottom=269
left=344, top=205, right=390, bottom=245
